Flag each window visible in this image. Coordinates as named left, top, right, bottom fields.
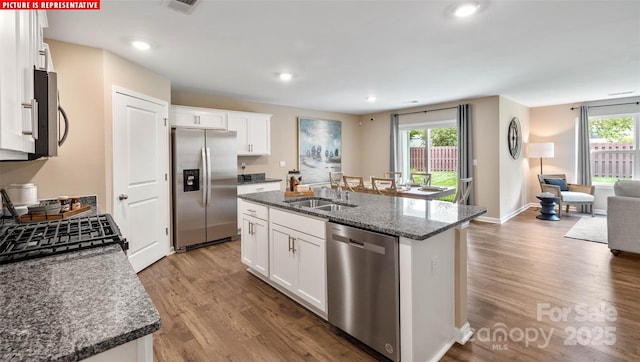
left=398, top=121, right=457, bottom=191
left=589, top=113, right=639, bottom=184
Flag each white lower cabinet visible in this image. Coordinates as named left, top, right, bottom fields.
left=269, top=208, right=326, bottom=313
left=239, top=200, right=269, bottom=277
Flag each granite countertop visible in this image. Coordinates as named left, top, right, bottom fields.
left=238, top=190, right=487, bottom=240
left=0, top=245, right=160, bottom=361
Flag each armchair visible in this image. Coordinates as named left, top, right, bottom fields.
left=607, top=180, right=640, bottom=256
left=537, top=174, right=595, bottom=216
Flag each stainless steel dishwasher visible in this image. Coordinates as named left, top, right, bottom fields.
left=326, top=222, right=400, bottom=361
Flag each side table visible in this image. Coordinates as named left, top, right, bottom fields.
left=536, top=193, right=560, bottom=221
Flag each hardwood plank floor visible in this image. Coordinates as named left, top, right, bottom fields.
left=138, top=209, right=640, bottom=361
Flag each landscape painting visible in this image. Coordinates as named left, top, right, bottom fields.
left=298, top=117, right=342, bottom=184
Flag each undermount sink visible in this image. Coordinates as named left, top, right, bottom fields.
left=286, top=198, right=334, bottom=208
left=313, top=203, right=351, bottom=211
left=285, top=197, right=355, bottom=211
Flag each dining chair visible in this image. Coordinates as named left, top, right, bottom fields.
left=342, top=175, right=366, bottom=192
left=329, top=171, right=343, bottom=189
left=410, top=172, right=431, bottom=186
left=453, top=177, right=473, bottom=204
left=371, top=177, right=398, bottom=196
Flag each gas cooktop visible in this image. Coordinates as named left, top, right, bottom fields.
left=0, top=214, right=128, bottom=265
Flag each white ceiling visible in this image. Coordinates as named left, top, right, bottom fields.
left=45, top=0, right=640, bottom=115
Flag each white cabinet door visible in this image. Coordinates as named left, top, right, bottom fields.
left=247, top=116, right=270, bottom=155
left=240, top=215, right=269, bottom=277
left=269, top=221, right=327, bottom=313
left=0, top=11, right=38, bottom=159
left=241, top=218, right=256, bottom=267
left=170, top=105, right=226, bottom=129
left=227, top=113, right=249, bottom=154
left=0, top=12, right=24, bottom=155
left=295, top=234, right=326, bottom=311
left=228, top=112, right=271, bottom=155
left=270, top=224, right=297, bottom=292
left=253, top=218, right=269, bottom=276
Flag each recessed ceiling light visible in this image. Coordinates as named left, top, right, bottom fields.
left=366, top=96, right=377, bottom=102
left=279, top=72, right=293, bottom=81
left=131, top=40, right=151, bottom=51
left=454, top=3, right=479, bottom=17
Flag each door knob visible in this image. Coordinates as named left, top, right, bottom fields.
left=118, top=194, right=129, bottom=201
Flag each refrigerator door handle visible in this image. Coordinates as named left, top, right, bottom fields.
left=201, top=147, right=207, bottom=205
left=206, top=147, right=212, bottom=205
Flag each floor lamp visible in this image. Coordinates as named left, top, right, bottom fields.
left=528, top=143, right=554, bottom=174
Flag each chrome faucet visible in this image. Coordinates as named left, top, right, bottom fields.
left=322, top=185, right=342, bottom=200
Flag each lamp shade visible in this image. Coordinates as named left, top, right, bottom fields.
left=528, top=143, right=555, bottom=158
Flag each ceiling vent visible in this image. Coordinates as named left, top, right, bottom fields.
left=162, top=0, right=200, bottom=15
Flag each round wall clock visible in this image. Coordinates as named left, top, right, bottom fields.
left=508, top=117, right=522, bottom=159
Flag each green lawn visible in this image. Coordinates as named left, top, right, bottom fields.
left=592, top=177, right=621, bottom=184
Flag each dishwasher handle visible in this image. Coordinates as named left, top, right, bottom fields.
left=330, top=232, right=385, bottom=254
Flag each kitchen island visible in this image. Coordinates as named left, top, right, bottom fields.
left=238, top=189, right=486, bottom=362
left=0, top=244, right=160, bottom=361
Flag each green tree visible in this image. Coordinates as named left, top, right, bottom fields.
left=430, top=127, right=457, bottom=146
left=409, top=130, right=426, bottom=146
left=590, top=117, right=633, bottom=142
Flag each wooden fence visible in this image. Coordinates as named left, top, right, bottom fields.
left=591, top=143, right=634, bottom=179
left=410, top=146, right=457, bottom=172
left=411, top=143, right=635, bottom=177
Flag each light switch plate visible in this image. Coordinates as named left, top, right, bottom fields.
left=279, top=160, right=286, bottom=168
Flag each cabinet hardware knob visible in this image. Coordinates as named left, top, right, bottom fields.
left=118, top=194, right=129, bottom=201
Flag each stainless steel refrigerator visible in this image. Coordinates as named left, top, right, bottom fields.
left=172, top=128, right=238, bottom=251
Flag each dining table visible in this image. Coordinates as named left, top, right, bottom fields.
left=396, top=186, right=456, bottom=200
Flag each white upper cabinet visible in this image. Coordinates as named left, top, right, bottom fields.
left=0, top=10, right=46, bottom=160
left=170, top=105, right=227, bottom=129
left=227, top=111, right=271, bottom=156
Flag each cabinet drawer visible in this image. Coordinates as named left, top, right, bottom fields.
left=237, top=182, right=280, bottom=195
left=239, top=200, right=269, bottom=221
left=270, top=208, right=326, bottom=239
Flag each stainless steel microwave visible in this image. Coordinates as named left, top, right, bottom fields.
left=29, top=69, right=69, bottom=160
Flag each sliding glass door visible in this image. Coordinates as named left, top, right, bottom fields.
left=399, top=121, right=457, bottom=190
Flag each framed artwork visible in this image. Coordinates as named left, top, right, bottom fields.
left=298, top=117, right=342, bottom=184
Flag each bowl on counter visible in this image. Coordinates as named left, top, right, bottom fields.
left=27, top=200, right=61, bottom=215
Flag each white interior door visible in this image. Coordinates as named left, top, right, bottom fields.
left=113, top=88, right=169, bottom=273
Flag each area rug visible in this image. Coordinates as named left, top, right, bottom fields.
left=564, top=216, right=607, bottom=244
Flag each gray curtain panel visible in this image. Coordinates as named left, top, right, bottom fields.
left=577, top=105, right=592, bottom=212
left=457, top=104, right=474, bottom=205
left=389, top=113, right=399, bottom=171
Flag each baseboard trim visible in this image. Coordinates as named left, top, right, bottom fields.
left=454, top=322, right=473, bottom=345
left=474, top=203, right=530, bottom=224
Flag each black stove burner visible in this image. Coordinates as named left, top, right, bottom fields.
left=0, top=214, right=128, bottom=265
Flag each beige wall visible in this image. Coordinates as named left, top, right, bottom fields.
left=0, top=40, right=170, bottom=213
left=171, top=91, right=362, bottom=186
left=499, top=96, right=531, bottom=220
left=529, top=103, right=579, bottom=205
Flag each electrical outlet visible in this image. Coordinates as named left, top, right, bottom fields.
left=279, top=160, right=286, bottom=168
left=241, top=161, right=246, bottom=170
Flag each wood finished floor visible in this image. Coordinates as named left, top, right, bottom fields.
left=138, top=209, right=640, bottom=361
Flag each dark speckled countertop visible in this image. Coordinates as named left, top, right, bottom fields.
left=0, top=245, right=160, bottom=361
left=238, top=189, right=486, bottom=240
